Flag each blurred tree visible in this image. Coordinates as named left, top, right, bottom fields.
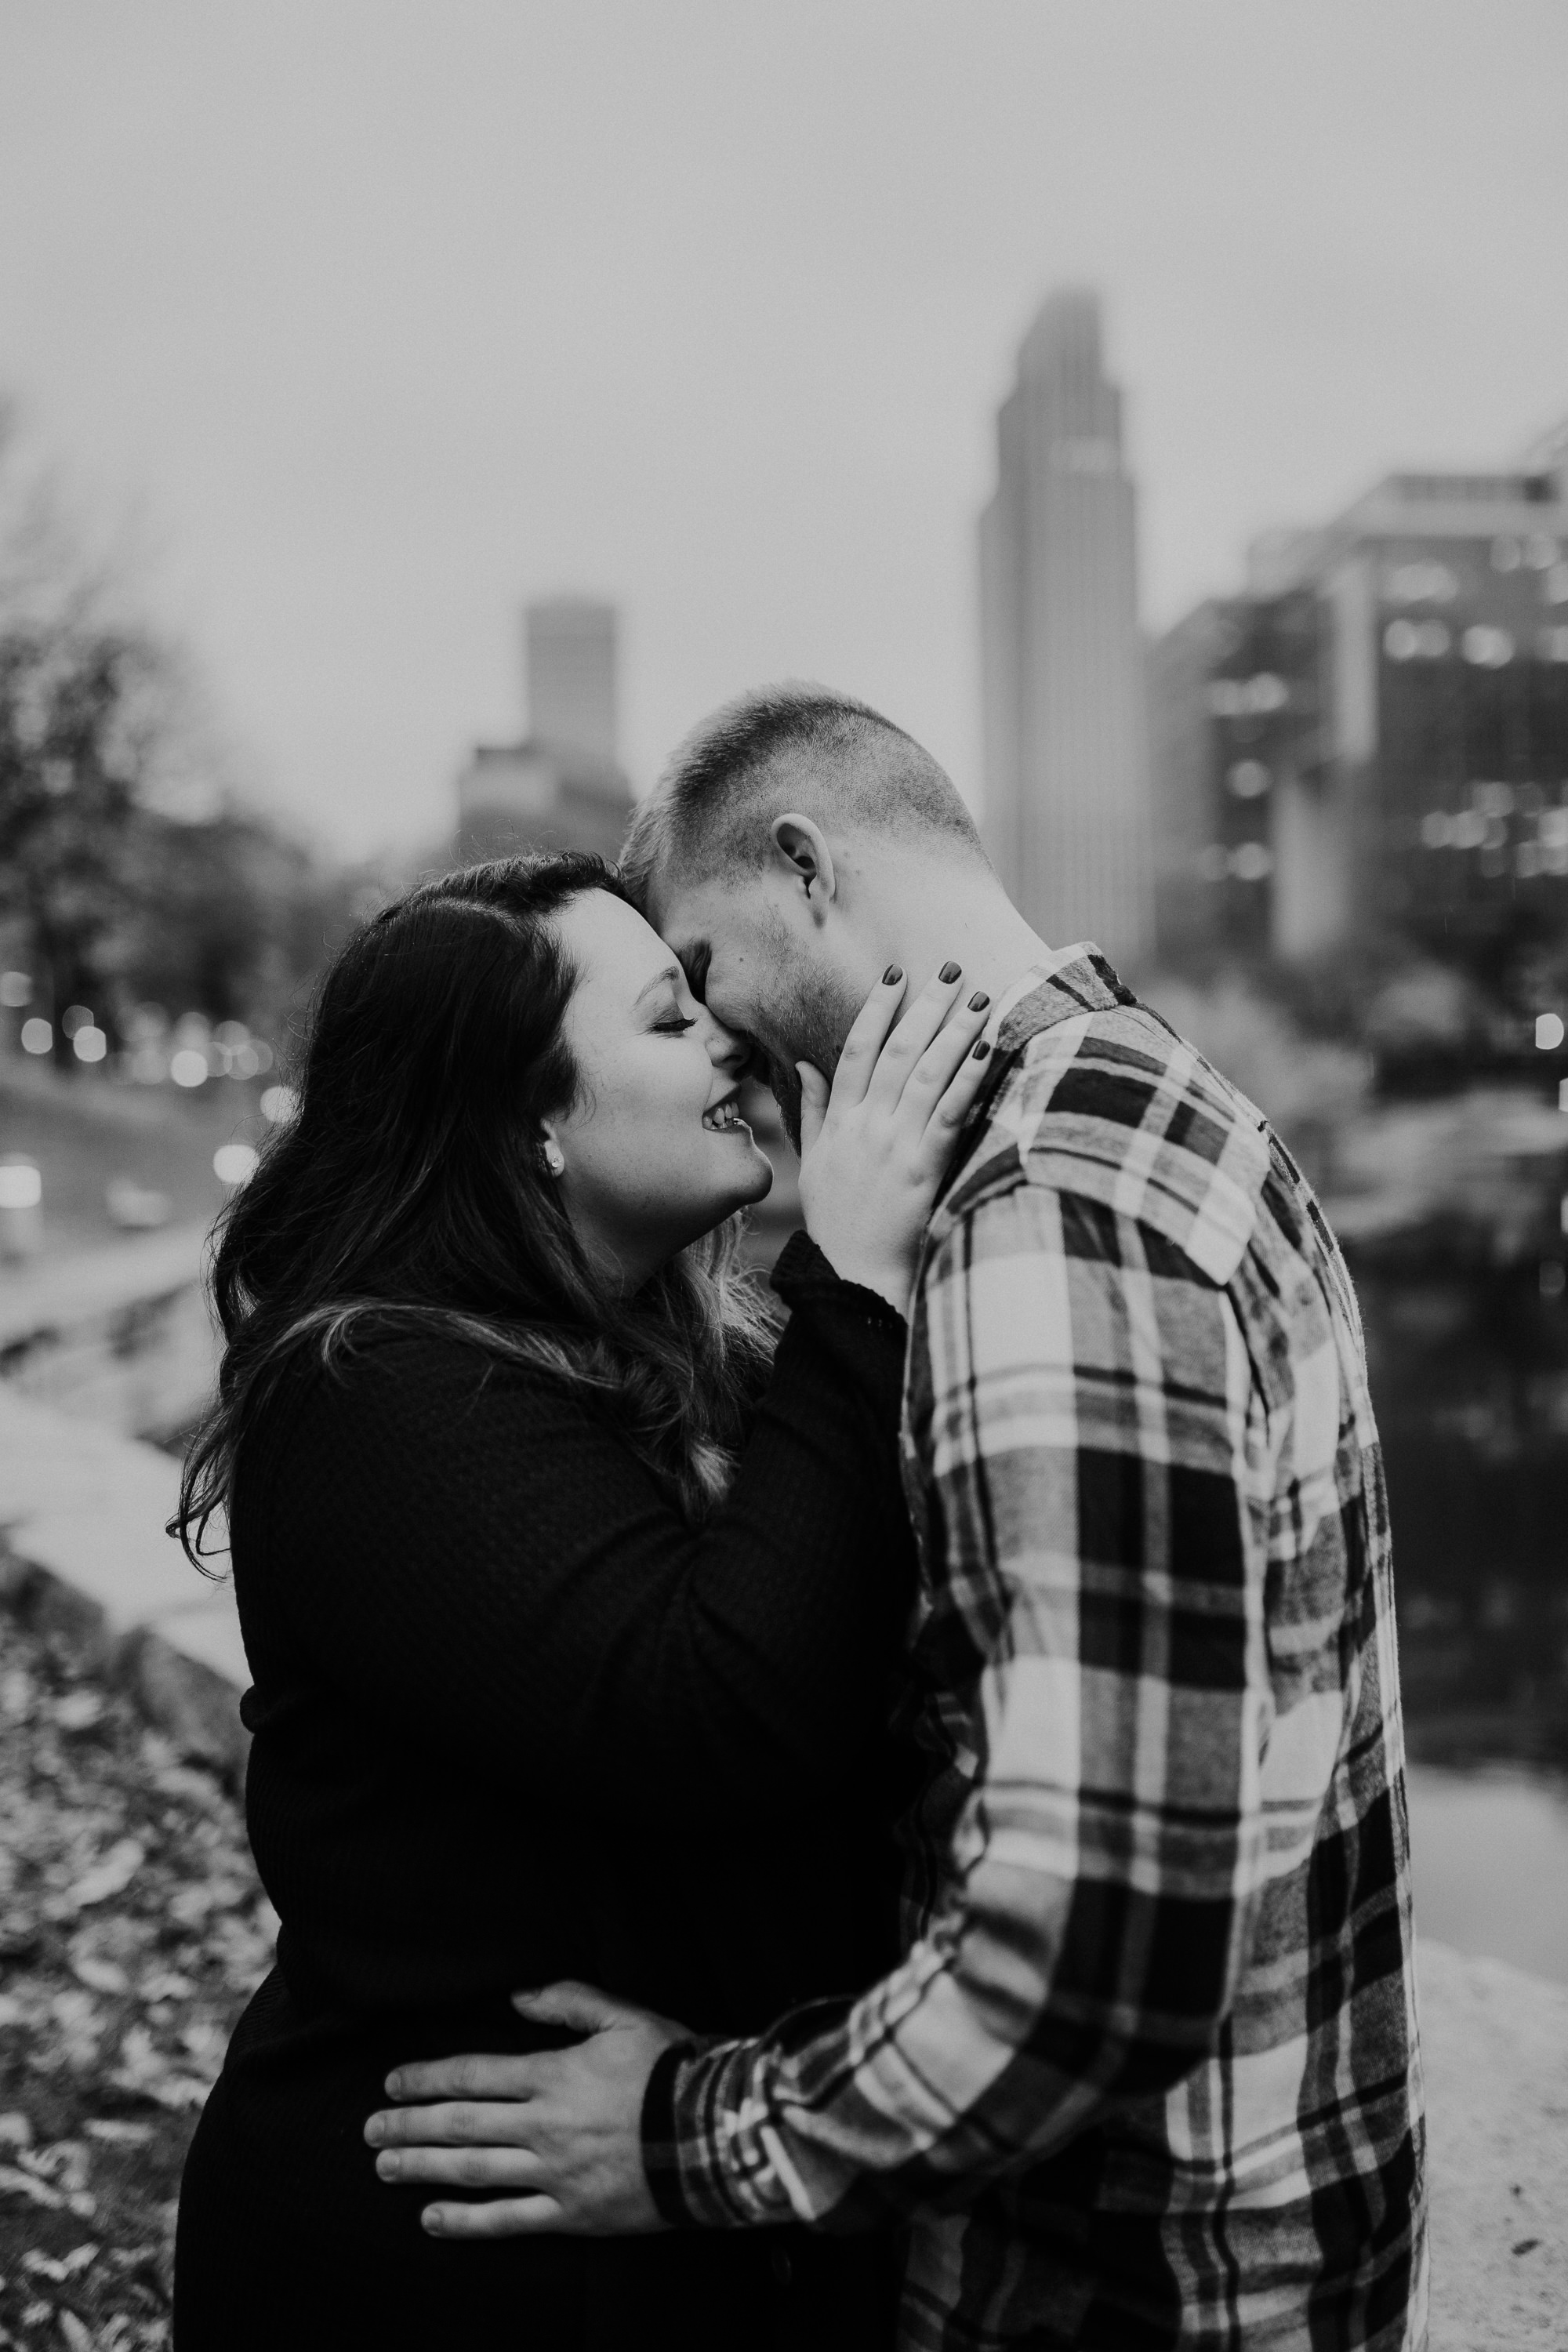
left=0, top=404, right=187, bottom=1065
left=0, top=401, right=368, bottom=1060
left=0, top=620, right=172, bottom=1065
left=119, top=810, right=376, bottom=1040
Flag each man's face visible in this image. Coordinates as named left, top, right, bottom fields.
left=648, top=866, right=868, bottom=1149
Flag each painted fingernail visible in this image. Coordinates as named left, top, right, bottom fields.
left=423, top=2208, right=445, bottom=2235
left=376, top=2151, right=398, bottom=2178
left=384, top=2073, right=403, bottom=2097
left=968, top=993, right=990, bottom=1013
left=365, top=2114, right=386, bottom=2145
left=883, top=964, right=903, bottom=985
left=938, top=961, right=962, bottom=985
left=971, top=1040, right=991, bottom=1060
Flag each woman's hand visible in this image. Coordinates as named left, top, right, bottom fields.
left=796, top=961, right=993, bottom=1316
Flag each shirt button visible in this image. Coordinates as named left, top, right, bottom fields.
left=771, top=2247, right=794, bottom=2288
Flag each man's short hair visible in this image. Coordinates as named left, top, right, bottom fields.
left=621, top=681, right=986, bottom=907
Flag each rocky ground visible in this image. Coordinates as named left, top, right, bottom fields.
left=0, top=1611, right=272, bottom=2350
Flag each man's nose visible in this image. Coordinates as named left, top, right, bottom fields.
left=705, top=1018, right=754, bottom=1078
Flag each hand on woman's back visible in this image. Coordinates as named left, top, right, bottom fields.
left=796, top=963, right=993, bottom=1318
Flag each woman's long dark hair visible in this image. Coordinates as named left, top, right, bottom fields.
left=174, top=852, right=777, bottom=1563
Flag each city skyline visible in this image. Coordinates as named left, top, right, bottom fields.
left=980, top=289, right=1152, bottom=964
left=3, top=4, right=1567, bottom=855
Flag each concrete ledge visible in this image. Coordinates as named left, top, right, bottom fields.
left=0, top=1381, right=246, bottom=1781
left=1421, top=1940, right=1568, bottom=2347
left=0, top=1221, right=216, bottom=1439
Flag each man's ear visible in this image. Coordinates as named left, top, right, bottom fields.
left=769, top=815, right=837, bottom=915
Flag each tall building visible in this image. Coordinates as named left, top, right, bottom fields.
left=1149, top=468, right=1568, bottom=968
left=979, top=289, right=1153, bottom=964
left=456, top=597, right=633, bottom=865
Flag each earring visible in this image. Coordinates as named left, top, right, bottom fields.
left=543, top=1141, right=565, bottom=1178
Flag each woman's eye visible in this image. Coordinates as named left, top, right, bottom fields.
left=654, top=1016, right=697, bottom=1035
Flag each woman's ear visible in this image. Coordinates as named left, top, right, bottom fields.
left=539, top=1121, right=566, bottom=1178
left=769, top=815, right=837, bottom=913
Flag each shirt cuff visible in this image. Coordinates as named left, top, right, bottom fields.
left=639, top=2035, right=793, bottom=2230
left=769, top=1229, right=907, bottom=1330
left=641, top=2042, right=702, bottom=2228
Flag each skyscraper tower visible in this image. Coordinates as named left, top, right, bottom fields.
left=979, top=290, right=1153, bottom=961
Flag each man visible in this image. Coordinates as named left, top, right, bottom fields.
left=367, top=686, right=1428, bottom=2349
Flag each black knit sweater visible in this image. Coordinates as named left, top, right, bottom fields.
left=173, top=1236, right=917, bottom=2352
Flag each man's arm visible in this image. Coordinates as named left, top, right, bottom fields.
left=644, top=1181, right=1279, bottom=2228
left=371, top=1182, right=1287, bottom=2234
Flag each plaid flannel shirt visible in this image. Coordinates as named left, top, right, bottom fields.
left=644, top=948, right=1427, bottom=2351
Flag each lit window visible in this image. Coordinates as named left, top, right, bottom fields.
left=1539, top=627, right=1568, bottom=662
left=1420, top=812, right=1453, bottom=848
left=260, top=1084, right=299, bottom=1125
left=1382, top=561, right=1458, bottom=603
left=71, top=1025, right=107, bottom=1065
left=1385, top=619, right=1450, bottom=660
left=1545, top=565, right=1568, bottom=605
left=169, top=1048, right=208, bottom=1089
left=1229, top=842, right=1273, bottom=882
left=1537, top=1013, right=1566, bottom=1051
left=1517, top=842, right=1541, bottom=878
left=1525, top=535, right=1560, bottom=572
left=1473, top=782, right=1514, bottom=815
left=1228, top=760, right=1270, bottom=798
left=1462, top=626, right=1514, bottom=667
left=20, top=1018, right=51, bottom=1055
left=0, top=971, right=31, bottom=1008
left=1451, top=810, right=1489, bottom=848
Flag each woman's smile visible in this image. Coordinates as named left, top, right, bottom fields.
left=701, top=1085, right=751, bottom=1136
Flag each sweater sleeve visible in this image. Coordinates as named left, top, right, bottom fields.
left=243, top=1238, right=913, bottom=1826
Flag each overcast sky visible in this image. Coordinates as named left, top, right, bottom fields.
left=3, top=1, right=1566, bottom=854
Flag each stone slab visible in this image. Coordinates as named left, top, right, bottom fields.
left=0, top=1221, right=209, bottom=1348
left=0, top=1381, right=246, bottom=1780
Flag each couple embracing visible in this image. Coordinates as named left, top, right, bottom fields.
left=172, top=685, right=1426, bottom=2350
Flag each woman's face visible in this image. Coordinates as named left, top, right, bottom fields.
left=547, top=889, right=773, bottom=1288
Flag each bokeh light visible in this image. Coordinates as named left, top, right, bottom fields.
left=213, top=1143, right=260, bottom=1187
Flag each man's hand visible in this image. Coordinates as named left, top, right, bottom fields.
left=364, top=1980, right=688, bottom=2238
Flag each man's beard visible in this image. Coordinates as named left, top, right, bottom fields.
left=756, top=960, right=862, bottom=1152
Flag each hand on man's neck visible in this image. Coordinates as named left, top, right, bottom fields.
left=864, top=861, right=1056, bottom=1029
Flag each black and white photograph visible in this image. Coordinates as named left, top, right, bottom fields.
left=1, top=5, right=1566, bottom=2347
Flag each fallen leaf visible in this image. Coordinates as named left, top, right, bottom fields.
left=66, top=1838, right=147, bottom=1912
left=71, top=1953, right=131, bottom=1997
left=85, top=2118, right=154, bottom=2147
left=0, top=2158, right=67, bottom=2208
left=53, top=1692, right=106, bottom=1733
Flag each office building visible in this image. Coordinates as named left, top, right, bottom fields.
left=456, top=597, right=633, bottom=865
left=1149, top=468, right=1568, bottom=967
left=979, top=289, right=1153, bottom=964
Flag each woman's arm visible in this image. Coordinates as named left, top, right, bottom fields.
left=254, top=1252, right=912, bottom=1826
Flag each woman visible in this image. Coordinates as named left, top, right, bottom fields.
left=172, top=852, right=992, bottom=2351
